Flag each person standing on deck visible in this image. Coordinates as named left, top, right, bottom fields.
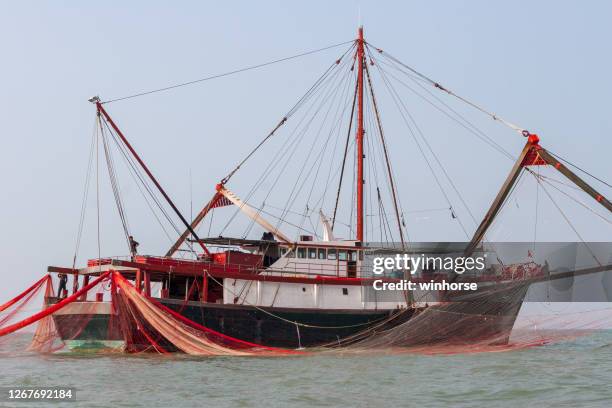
left=57, top=273, right=68, bottom=298
left=129, top=235, right=139, bottom=261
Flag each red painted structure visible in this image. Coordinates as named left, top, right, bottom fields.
left=356, top=27, right=365, bottom=242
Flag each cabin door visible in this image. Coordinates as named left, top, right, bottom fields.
left=347, top=261, right=357, bottom=278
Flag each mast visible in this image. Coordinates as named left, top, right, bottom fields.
left=356, top=26, right=365, bottom=242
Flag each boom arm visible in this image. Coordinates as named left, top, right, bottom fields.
left=465, top=134, right=610, bottom=256
left=464, top=141, right=533, bottom=256
left=166, top=183, right=296, bottom=256
left=536, top=148, right=612, bottom=212
left=217, top=185, right=292, bottom=243
left=166, top=192, right=223, bottom=257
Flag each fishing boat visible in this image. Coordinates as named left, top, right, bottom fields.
left=41, top=28, right=611, bottom=352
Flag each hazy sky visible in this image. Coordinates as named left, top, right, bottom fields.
left=0, top=1, right=610, bottom=293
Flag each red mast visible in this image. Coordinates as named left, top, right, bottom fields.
left=356, top=26, right=365, bottom=242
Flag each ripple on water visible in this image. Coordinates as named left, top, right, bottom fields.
left=1, top=332, right=612, bottom=407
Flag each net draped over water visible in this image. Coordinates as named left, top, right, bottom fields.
left=2, top=271, right=612, bottom=357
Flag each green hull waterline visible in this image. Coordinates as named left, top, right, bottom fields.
left=64, top=339, right=125, bottom=351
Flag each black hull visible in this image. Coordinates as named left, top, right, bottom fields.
left=163, top=300, right=409, bottom=348
left=51, top=300, right=409, bottom=349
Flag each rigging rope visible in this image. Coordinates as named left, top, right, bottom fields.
left=276, top=59, right=355, bottom=236
left=371, top=52, right=471, bottom=239
left=365, top=58, right=506, bottom=244
left=528, top=169, right=602, bottom=267
left=525, top=168, right=611, bottom=225
left=332, top=76, right=358, bottom=230
left=243, top=64, right=349, bottom=238
left=100, top=115, right=197, bottom=254
left=363, top=79, right=410, bottom=244
left=219, top=47, right=355, bottom=236
left=102, top=40, right=354, bottom=104
left=220, top=42, right=355, bottom=195
left=364, top=58, right=406, bottom=247
left=545, top=149, right=611, bottom=189
left=99, top=115, right=132, bottom=253
left=298, top=64, right=355, bottom=237
left=72, top=119, right=97, bottom=268
left=366, top=41, right=527, bottom=136
left=371, top=51, right=516, bottom=161
left=95, top=115, right=102, bottom=268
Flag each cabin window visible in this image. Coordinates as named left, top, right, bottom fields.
left=328, top=249, right=337, bottom=260
left=342, top=288, right=349, bottom=295
left=348, top=250, right=357, bottom=262
left=280, top=247, right=287, bottom=256
left=317, top=248, right=326, bottom=259
left=308, top=248, right=317, bottom=259
left=297, top=248, right=306, bottom=259
left=338, top=250, right=347, bottom=261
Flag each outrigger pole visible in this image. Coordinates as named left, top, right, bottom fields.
left=465, top=132, right=611, bottom=256
left=166, top=192, right=223, bottom=256
left=92, top=98, right=211, bottom=256
left=166, top=184, right=295, bottom=256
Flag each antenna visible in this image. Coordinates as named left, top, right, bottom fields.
left=189, top=168, right=193, bottom=224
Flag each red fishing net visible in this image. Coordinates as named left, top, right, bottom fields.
left=27, top=276, right=62, bottom=353
left=323, top=280, right=612, bottom=355
left=0, top=275, right=49, bottom=351
left=2, top=271, right=611, bottom=357
left=111, top=271, right=295, bottom=355
left=1, top=271, right=295, bottom=356
left=1, top=273, right=111, bottom=353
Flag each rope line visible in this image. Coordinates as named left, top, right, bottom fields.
left=366, top=41, right=527, bottom=136
left=371, top=52, right=471, bottom=239
left=528, top=169, right=602, bottom=266
left=546, top=149, right=611, bottom=189
left=102, top=40, right=354, bottom=104
left=71, top=119, right=97, bottom=268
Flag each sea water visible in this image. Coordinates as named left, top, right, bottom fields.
left=1, top=331, right=612, bottom=407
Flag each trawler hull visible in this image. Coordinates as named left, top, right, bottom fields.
left=50, top=284, right=526, bottom=351
left=50, top=299, right=411, bottom=350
